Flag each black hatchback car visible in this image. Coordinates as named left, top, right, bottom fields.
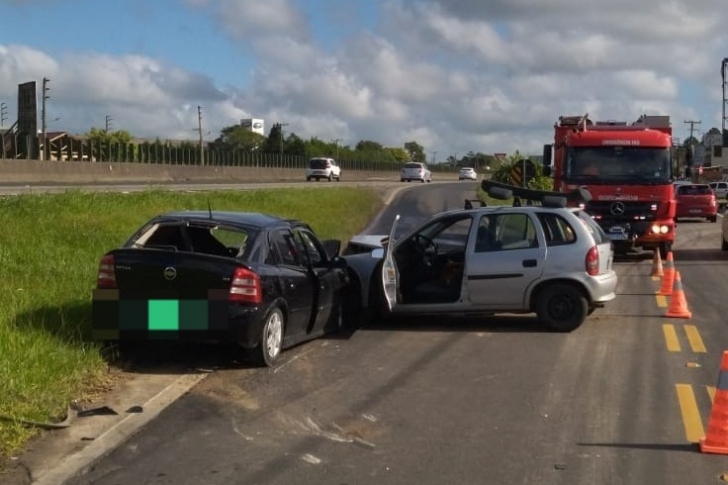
left=93, top=211, right=350, bottom=366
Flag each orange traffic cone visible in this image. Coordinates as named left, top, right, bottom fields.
left=657, top=252, right=675, bottom=296
left=665, top=271, right=692, bottom=319
left=650, top=249, right=664, bottom=277
left=701, top=351, right=728, bottom=454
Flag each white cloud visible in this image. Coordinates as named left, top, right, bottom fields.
left=3, top=0, right=728, bottom=156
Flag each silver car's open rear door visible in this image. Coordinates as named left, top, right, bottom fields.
left=381, top=215, right=400, bottom=311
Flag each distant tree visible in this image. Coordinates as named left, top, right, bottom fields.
left=386, top=147, right=410, bottom=163
left=263, top=123, right=284, bottom=153
left=285, top=133, right=306, bottom=156
left=707, top=127, right=722, bottom=135
left=85, top=127, right=132, bottom=144
left=404, top=141, right=426, bottom=163
left=683, top=136, right=699, bottom=148
left=213, top=124, right=266, bottom=151
left=355, top=140, right=383, bottom=152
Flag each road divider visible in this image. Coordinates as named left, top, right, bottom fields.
left=662, top=324, right=706, bottom=353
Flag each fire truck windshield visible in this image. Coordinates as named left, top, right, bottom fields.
left=565, top=146, right=671, bottom=184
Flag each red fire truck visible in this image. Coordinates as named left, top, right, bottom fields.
left=542, top=114, right=676, bottom=257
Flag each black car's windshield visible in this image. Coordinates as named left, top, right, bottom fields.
left=565, top=146, right=671, bottom=184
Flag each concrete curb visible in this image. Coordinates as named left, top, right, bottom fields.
left=29, top=373, right=208, bottom=485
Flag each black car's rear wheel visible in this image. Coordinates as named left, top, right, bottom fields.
left=252, top=307, right=284, bottom=367
left=536, top=283, right=588, bottom=332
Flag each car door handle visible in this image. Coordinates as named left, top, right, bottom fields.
left=522, top=259, right=537, bottom=268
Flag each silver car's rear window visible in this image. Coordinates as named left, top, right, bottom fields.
left=575, top=211, right=609, bottom=244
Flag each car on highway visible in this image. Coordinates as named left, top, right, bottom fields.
left=306, top=157, right=341, bottom=182
left=400, top=162, right=432, bottom=183
left=92, top=210, right=351, bottom=367
left=343, top=182, right=618, bottom=332
left=709, top=181, right=728, bottom=199
left=674, top=183, right=717, bottom=222
left=458, top=167, right=477, bottom=181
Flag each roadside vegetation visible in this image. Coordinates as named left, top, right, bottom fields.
left=0, top=187, right=384, bottom=460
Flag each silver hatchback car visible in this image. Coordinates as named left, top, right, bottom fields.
left=401, top=162, right=432, bottom=183
left=344, top=184, right=617, bottom=332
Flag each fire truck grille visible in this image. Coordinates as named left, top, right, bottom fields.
left=586, top=201, right=657, bottom=222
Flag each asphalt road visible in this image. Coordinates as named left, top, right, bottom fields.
left=52, top=182, right=728, bottom=484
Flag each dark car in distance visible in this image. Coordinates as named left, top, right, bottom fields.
left=93, top=211, right=350, bottom=367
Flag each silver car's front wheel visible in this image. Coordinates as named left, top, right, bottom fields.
left=253, top=307, right=284, bottom=367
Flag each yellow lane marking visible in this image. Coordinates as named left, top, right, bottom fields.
left=676, top=384, right=705, bottom=443
left=707, top=386, right=716, bottom=404
left=656, top=295, right=668, bottom=308
left=663, top=324, right=680, bottom=352
left=684, top=325, right=707, bottom=353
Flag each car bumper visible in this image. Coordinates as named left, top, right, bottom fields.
left=582, top=270, right=618, bottom=303
left=676, top=208, right=717, bottom=218
left=92, top=289, right=267, bottom=345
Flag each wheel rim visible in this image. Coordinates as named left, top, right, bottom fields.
left=265, top=312, right=283, bottom=359
left=549, top=295, right=575, bottom=321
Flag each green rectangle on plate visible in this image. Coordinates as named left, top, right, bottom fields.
left=148, top=300, right=179, bottom=331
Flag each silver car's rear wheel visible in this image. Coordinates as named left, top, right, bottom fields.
left=536, top=283, right=587, bottom=332
left=253, top=307, right=284, bottom=367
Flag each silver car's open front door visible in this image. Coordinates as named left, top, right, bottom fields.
left=381, top=215, right=400, bottom=311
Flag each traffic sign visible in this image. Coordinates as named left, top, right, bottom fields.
left=510, top=159, right=536, bottom=187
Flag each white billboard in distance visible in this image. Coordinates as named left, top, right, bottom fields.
left=241, top=118, right=265, bottom=135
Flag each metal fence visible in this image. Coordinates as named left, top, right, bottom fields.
left=0, top=134, right=458, bottom=174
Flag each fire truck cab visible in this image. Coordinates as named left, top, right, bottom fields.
left=543, top=114, right=676, bottom=257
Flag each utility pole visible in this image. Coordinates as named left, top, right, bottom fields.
left=278, top=122, right=289, bottom=154
left=432, top=151, right=437, bottom=164
left=722, top=58, right=728, bottom=146
left=197, top=106, right=204, bottom=165
left=331, top=138, right=341, bottom=159
left=42, top=77, right=50, bottom=160
left=0, top=102, right=7, bottom=127
left=684, top=119, right=701, bottom=142
left=105, top=115, right=113, bottom=132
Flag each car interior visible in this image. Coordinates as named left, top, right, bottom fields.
left=393, top=216, right=472, bottom=304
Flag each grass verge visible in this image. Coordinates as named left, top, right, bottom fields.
left=0, top=186, right=383, bottom=460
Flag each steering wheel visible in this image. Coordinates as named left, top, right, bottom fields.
left=412, top=234, right=438, bottom=267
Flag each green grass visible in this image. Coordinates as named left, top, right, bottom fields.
left=0, top=187, right=383, bottom=460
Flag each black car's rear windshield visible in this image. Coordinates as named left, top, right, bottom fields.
left=126, top=221, right=258, bottom=259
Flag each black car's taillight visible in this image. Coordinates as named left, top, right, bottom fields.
left=97, top=254, right=117, bottom=288
left=229, top=267, right=262, bottom=303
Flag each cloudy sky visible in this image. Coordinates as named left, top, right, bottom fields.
left=1, top=0, right=726, bottom=161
